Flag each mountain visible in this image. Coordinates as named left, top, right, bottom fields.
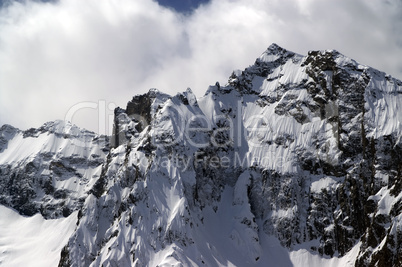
left=0, top=44, right=401, bottom=267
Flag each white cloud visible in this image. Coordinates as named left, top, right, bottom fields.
left=1, top=0, right=402, bottom=134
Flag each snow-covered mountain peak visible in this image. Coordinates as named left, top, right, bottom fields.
left=24, top=119, right=96, bottom=138
left=174, top=87, right=198, bottom=106
left=264, top=43, right=295, bottom=56
left=1, top=44, right=402, bottom=267
left=0, top=124, right=19, bottom=153
left=258, top=43, right=301, bottom=64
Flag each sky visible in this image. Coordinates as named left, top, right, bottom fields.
left=157, top=0, right=210, bottom=13
left=0, top=0, right=402, bottom=135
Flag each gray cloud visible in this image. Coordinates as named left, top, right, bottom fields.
left=1, top=0, right=402, bottom=134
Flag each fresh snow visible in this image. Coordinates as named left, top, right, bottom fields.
left=148, top=186, right=362, bottom=267
left=1, top=44, right=402, bottom=266
left=0, top=205, right=77, bottom=267
left=310, top=177, right=338, bottom=193
left=289, top=242, right=361, bottom=267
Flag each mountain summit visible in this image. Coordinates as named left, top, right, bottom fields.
left=0, top=44, right=401, bottom=267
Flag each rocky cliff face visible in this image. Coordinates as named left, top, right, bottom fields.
left=0, top=44, right=401, bottom=267
left=0, top=121, right=109, bottom=219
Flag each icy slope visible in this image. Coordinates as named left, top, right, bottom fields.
left=0, top=205, right=77, bottom=267
left=1, top=44, right=402, bottom=267
left=0, top=120, right=109, bottom=218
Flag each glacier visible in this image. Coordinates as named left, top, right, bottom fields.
left=0, top=43, right=401, bottom=266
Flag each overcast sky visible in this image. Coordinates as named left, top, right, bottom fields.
left=1, top=0, right=402, bottom=134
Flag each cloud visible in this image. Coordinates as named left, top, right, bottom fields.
left=1, top=0, right=402, bottom=134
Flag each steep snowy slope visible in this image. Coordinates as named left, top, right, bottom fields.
left=0, top=205, right=77, bottom=267
left=1, top=44, right=401, bottom=267
left=0, top=121, right=109, bottom=218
